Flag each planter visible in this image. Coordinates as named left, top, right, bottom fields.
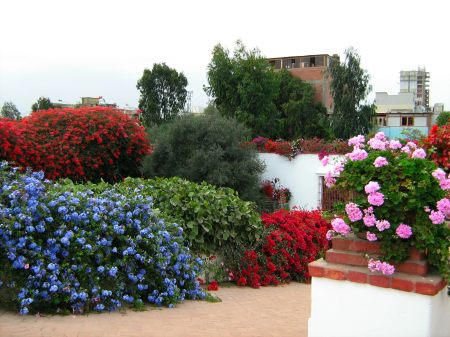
left=307, top=235, right=449, bottom=337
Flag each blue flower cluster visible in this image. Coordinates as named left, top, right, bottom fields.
left=0, top=162, right=205, bottom=315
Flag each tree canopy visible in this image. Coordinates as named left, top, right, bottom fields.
left=137, top=63, right=188, bottom=127
left=327, top=48, right=375, bottom=139
left=436, top=111, right=450, bottom=126
left=1, top=101, right=21, bottom=119
left=205, top=41, right=331, bottom=140
left=31, top=97, right=53, bottom=112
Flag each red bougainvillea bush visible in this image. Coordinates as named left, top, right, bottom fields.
left=0, top=119, right=22, bottom=161
left=227, top=209, right=330, bottom=288
left=0, top=107, right=151, bottom=182
left=423, top=124, right=450, bottom=171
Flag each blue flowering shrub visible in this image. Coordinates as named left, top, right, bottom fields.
left=0, top=162, right=204, bottom=315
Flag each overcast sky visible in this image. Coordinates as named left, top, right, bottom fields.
left=1, top=0, right=448, bottom=115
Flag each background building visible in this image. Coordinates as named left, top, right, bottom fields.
left=267, top=54, right=336, bottom=113
left=400, top=68, right=430, bottom=110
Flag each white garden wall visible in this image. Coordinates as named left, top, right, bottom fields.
left=259, top=153, right=343, bottom=210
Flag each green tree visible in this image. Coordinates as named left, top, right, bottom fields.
left=436, top=111, right=450, bottom=126
left=137, top=63, right=188, bottom=127
left=205, top=41, right=279, bottom=138
left=327, top=48, right=375, bottom=139
left=31, top=97, right=54, bottom=112
left=141, top=113, right=265, bottom=203
left=1, top=101, right=21, bottom=119
left=275, top=70, right=331, bottom=139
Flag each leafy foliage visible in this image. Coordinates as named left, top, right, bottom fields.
left=142, top=113, right=265, bottom=203
left=205, top=41, right=330, bottom=139
left=327, top=48, right=375, bottom=139
left=137, top=63, right=188, bottom=127
left=0, top=107, right=151, bottom=182
left=225, top=210, right=330, bottom=288
left=436, top=111, right=450, bottom=127
left=1, top=101, right=21, bottom=120
left=0, top=163, right=204, bottom=315
left=31, top=97, right=53, bottom=112
left=56, top=177, right=263, bottom=256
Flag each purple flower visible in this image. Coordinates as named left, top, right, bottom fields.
left=374, top=156, right=388, bottom=168
left=375, top=219, right=390, bottom=231
left=429, top=210, right=445, bottom=224
left=345, top=202, right=363, bottom=222
left=436, top=198, right=450, bottom=217
left=346, top=148, right=368, bottom=161
left=367, top=138, right=387, bottom=150
left=331, top=218, right=351, bottom=235
left=368, top=192, right=384, bottom=206
left=366, top=232, right=378, bottom=241
left=396, top=224, right=412, bottom=239
left=389, top=140, right=402, bottom=150
left=364, top=181, right=380, bottom=194
left=411, top=148, right=426, bottom=159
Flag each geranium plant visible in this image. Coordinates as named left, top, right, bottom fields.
left=261, top=178, right=291, bottom=204
left=324, top=132, right=450, bottom=280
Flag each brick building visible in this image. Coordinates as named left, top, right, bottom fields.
left=267, top=54, right=337, bottom=113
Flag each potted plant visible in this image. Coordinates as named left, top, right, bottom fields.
left=323, top=132, right=450, bottom=280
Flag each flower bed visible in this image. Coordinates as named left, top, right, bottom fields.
left=324, top=132, right=450, bottom=280
left=0, top=162, right=204, bottom=315
left=226, top=209, right=330, bottom=288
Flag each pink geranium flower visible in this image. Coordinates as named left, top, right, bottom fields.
left=396, top=223, right=413, bottom=239
left=345, top=202, right=363, bottom=222
left=368, top=192, right=384, bottom=206
left=429, top=210, right=445, bottom=224
left=374, top=156, right=388, bottom=168
left=436, top=198, right=450, bottom=217
left=364, top=181, right=380, bottom=194
left=411, top=148, right=426, bottom=159
left=375, top=219, right=390, bottom=231
left=366, top=232, right=378, bottom=241
left=331, top=218, right=351, bottom=235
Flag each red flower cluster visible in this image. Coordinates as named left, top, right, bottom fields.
left=207, top=280, right=219, bottom=291
left=423, top=124, right=450, bottom=171
left=264, top=140, right=292, bottom=156
left=0, top=107, right=151, bottom=182
left=231, top=210, right=331, bottom=288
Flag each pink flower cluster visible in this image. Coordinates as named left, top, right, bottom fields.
left=375, top=220, right=390, bottom=231
left=345, top=202, right=363, bottom=222
left=366, top=232, right=378, bottom=241
left=348, top=135, right=365, bottom=148
left=363, top=207, right=376, bottom=227
left=436, top=198, right=450, bottom=217
left=331, top=218, right=351, bottom=235
left=367, top=138, right=387, bottom=150
left=346, top=148, right=368, bottom=161
left=432, top=168, right=450, bottom=191
left=396, top=223, right=413, bottom=239
left=324, top=171, right=336, bottom=188
left=368, top=192, right=384, bottom=206
left=388, top=140, right=402, bottom=150
left=411, top=148, right=426, bottom=159
left=326, top=230, right=335, bottom=240
left=364, top=181, right=380, bottom=194
left=374, top=156, right=388, bottom=168
left=368, top=259, right=395, bottom=275
left=429, top=210, right=445, bottom=225
left=321, top=156, right=329, bottom=166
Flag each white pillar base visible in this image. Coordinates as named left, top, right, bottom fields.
left=308, top=277, right=450, bottom=337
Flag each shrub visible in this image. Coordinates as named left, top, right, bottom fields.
left=62, top=177, right=263, bottom=256
left=423, top=124, right=450, bottom=172
left=436, top=111, right=450, bottom=127
left=325, top=132, right=450, bottom=280
left=0, top=119, right=22, bottom=162
left=0, top=163, right=204, bottom=315
left=2, top=107, right=151, bottom=182
left=141, top=113, right=265, bottom=203
left=226, top=210, right=330, bottom=288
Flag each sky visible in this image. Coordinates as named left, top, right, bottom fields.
left=1, top=0, right=449, bottom=116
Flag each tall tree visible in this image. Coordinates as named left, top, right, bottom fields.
left=31, top=97, right=54, bottom=112
left=137, top=63, right=188, bottom=127
left=275, top=70, right=331, bottom=139
left=205, top=41, right=279, bottom=138
left=1, top=101, right=21, bottom=119
left=327, top=48, right=375, bottom=139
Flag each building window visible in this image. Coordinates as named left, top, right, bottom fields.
left=375, top=117, right=386, bottom=126
left=401, top=116, right=414, bottom=126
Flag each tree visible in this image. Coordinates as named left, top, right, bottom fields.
left=436, top=111, right=450, bottom=126
left=141, top=113, right=265, bottom=203
left=31, top=97, right=54, bottom=112
left=327, top=48, right=375, bottom=139
left=1, top=101, right=21, bottom=119
left=275, top=70, right=331, bottom=140
left=137, top=63, right=188, bottom=127
left=205, top=41, right=279, bottom=138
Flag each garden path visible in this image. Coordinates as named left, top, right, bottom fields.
left=0, top=283, right=310, bottom=337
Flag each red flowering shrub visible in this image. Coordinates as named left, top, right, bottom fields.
left=264, top=140, right=292, bottom=156
left=0, top=118, right=22, bottom=162
left=1, top=107, right=151, bottom=182
left=230, top=210, right=331, bottom=288
left=207, top=280, right=219, bottom=291
left=423, top=124, right=450, bottom=171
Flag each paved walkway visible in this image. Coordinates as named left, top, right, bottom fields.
left=0, top=283, right=311, bottom=337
